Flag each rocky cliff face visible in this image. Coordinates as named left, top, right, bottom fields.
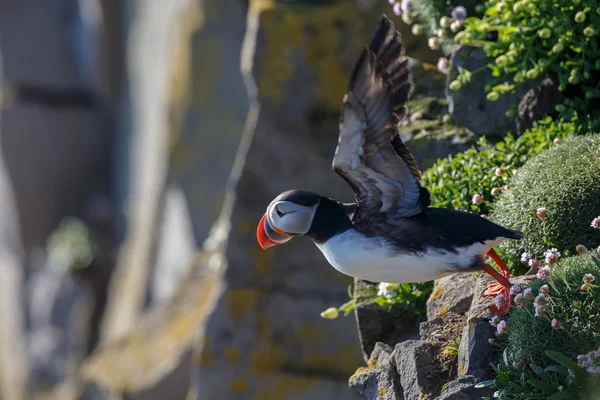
left=350, top=274, right=534, bottom=400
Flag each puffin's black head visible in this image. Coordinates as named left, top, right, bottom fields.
left=257, top=190, right=322, bottom=249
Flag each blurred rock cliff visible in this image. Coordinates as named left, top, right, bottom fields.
left=0, top=0, right=454, bottom=399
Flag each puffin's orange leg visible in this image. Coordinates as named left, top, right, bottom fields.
left=483, top=261, right=512, bottom=316
left=487, top=248, right=510, bottom=279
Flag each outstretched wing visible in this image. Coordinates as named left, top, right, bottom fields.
left=333, top=14, right=429, bottom=222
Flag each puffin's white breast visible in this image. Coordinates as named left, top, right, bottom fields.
left=314, top=229, right=503, bottom=283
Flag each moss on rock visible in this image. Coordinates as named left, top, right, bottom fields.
left=491, top=134, right=600, bottom=267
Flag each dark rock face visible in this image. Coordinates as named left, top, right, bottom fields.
left=447, top=45, right=535, bottom=138
left=437, top=375, right=495, bottom=400
left=392, top=340, right=445, bottom=399
left=515, top=76, right=563, bottom=135
left=458, top=274, right=533, bottom=380
left=353, top=279, right=423, bottom=361
left=351, top=272, right=534, bottom=400
left=348, top=343, right=403, bottom=400
left=426, top=273, right=476, bottom=321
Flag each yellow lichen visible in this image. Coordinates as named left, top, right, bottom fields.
left=225, top=345, right=241, bottom=362
left=294, top=324, right=328, bottom=342
left=254, top=1, right=371, bottom=106
left=349, top=367, right=369, bottom=382
left=378, top=386, right=387, bottom=399
left=429, top=285, right=446, bottom=302
left=197, top=351, right=215, bottom=367
left=468, top=321, right=476, bottom=335
left=226, top=289, right=259, bottom=321
left=459, top=362, right=468, bottom=376
left=230, top=377, right=249, bottom=394
left=252, top=376, right=317, bottom=400
left=437, top=301, right=452, bottom=317
left=303, top=344, right=360, bottom=376
left=249, top=345, right=287, bottom=376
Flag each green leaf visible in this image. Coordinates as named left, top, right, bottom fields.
left=531, top=364, right=553, bottom=381
left=545, top=351, right=581, bottom=372
left=476, top=380, right=495, bottom=388
left=527, top=379, right=558, bottom=393
left=547, top=391, right=571, bottom=400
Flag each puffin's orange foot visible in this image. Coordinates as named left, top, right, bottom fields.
left=482, top=262, right=513, bottom=316
left=488, top=286, right=512, bottom=316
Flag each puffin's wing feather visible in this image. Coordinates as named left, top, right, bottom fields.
left=333, top=14, right=427, bottom=220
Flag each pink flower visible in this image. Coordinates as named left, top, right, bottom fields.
left=539, top=285, right=550, bottom=296
left=437, top=57, right=450, bottom=75
left=544, top=248, right=561, bottom=264
left=495, top=167, right=506, bottom=177
left=472, top=194, right=483, bottom=205
left=535, top=305, right=547, bottom=317
left=537, top=266, right=552, bottom=279
left=581, top=283, right=589, bottom=291
left=521, top=252, right=532, bottom=263
left=552, top=319, right=562, bottom=329
left=591, top=217, right=600, bottom=229
left=497, top=320, right=509, bottom=335
left=491, top=187, right=502, bottom=196
left=534, top=294, right=547, bottom=307
left=584, top=274, right=595, bottom=284
left=568, top=369, right=576, bottom=377
left=576, top=244, right=588, bottom=255
left=528, top=258, right=540, bottom=269
left=451, top=6, right=467, bottom=21
left=514, top=293, right=524, bottom=308
left=523, top=288, right=534, bottom=301
left=400, top=0, right=412, bottom=13
left=510, top=284, right=522, bottom=296
left=490, top=315, right=500, bottom=327
left=537, top=207, right=547, bottom=220
left=495, top=293, right=507, bottom=309
left=393, top=2, right=402, bottom=16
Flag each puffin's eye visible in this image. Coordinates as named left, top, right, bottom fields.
left=275, top=206, right=286, bottom=217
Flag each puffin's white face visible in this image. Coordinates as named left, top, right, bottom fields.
left=257, top=200, right=320, bottom=249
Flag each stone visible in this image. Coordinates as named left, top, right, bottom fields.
left=354, top=279, right=422, bottom=361
left=80, top=254, right=221, bottom=395
left=515, top=76, right=563, bottom=135
left=437, top=375, right=494, bottom=400
left=392, top=340, right=444, bottom=400
left=149, top=185, right=196, bottom=305
left=426, top=273, right=477, bottom=321
left=447, top=45, right=535, bottom=138
left=458, top=274, right=533, bottom=380
left=398, top=64, right=478, bottom=171
left=100, top=0, right=195, bottom=343
left=190, top=2, right=398, bottom=398
left=419, top=312, right=466, bottom=344
left=168, top=0, right=249, bottom=245
left=26, top=256, right=94, bottom=397
left=349, top=343, right=403, bottom=400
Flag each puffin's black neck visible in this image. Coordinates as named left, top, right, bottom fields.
left=306, top=197, right=353, bottom=244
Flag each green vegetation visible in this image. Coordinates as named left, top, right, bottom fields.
left=491, top=134, right=600, bottom=268
left=423, top=118, right=576, bottom=217
left=503, top=255, right=600, bottom=367
left=453, top=0, right=600, bottom=131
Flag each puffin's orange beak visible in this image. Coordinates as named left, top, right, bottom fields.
left=257, top=213, right=292, bottom=249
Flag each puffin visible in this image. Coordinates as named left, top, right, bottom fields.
left=256, top=14, right=523, bottom=315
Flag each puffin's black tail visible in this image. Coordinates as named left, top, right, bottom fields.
left=506, top=229, right=525, bottom=240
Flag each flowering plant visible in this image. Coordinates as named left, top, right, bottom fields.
left=451, top=0, right=600, bottom=130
